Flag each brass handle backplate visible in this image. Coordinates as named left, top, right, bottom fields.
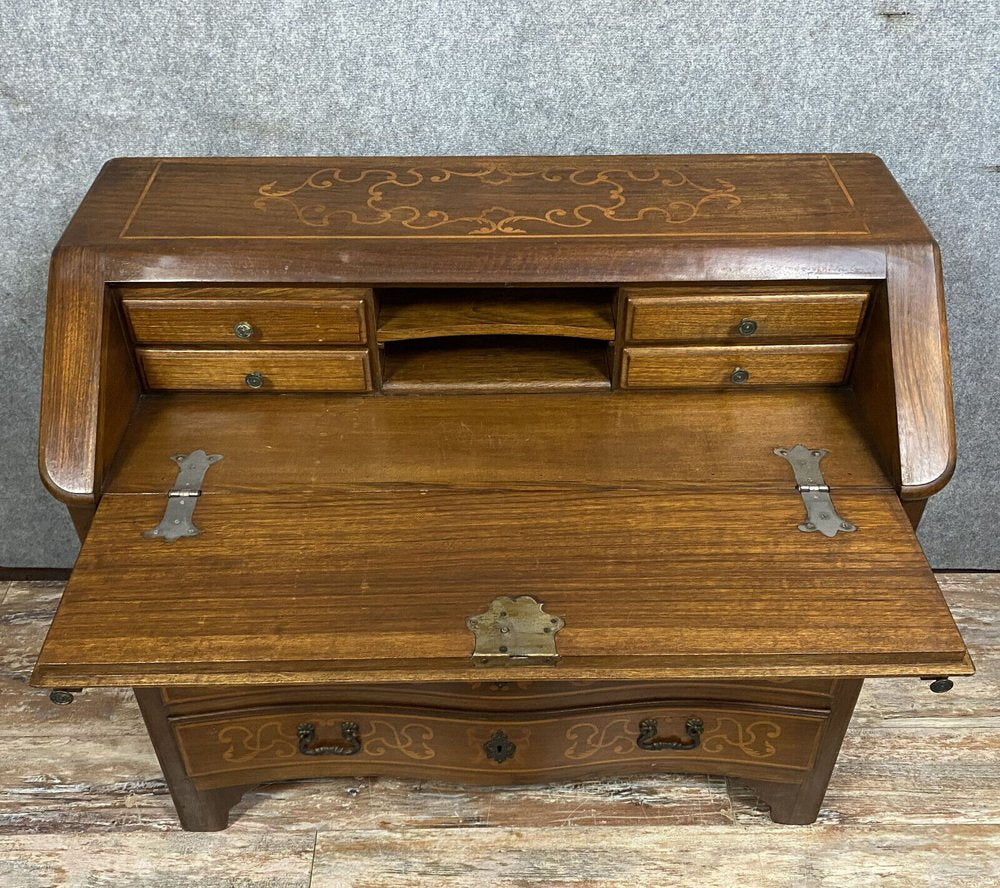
left=636, top=717, right=704, bottom=751
left=297, top=722, right=362, bottom=756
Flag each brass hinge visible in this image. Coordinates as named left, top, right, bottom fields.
left=774, top=444, right=857, bottom=538
left=143, top=450, right=223, bottom=541
left=467, top=596, right=565, bottom=666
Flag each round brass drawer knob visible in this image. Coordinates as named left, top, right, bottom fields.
left=730, top=367, right=750, bottom=384
left=233, top=321, right=255, bottom=340
left=737, top=318, right=758, bottom=336
left=244, top=371, right=264, bottom=389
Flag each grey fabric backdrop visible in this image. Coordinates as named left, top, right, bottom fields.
left=1, top=1, right=997, bottom=569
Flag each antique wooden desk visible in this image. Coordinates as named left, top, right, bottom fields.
left=33, top=155, right=972, bottom=830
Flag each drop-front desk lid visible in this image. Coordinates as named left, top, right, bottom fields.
left=33, top=391, right=972, bottom=687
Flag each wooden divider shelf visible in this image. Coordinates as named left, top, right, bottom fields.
left=376, top=288, right=616, bottom=342
left=381, top=335, right=611, bottom=393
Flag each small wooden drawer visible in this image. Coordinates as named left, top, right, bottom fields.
left=137, top=348, right=372, bottom=392
left=122, top=288, right=369, bottom=345
left=622, top=287, right=869, bottom=342
left=621, top=344, right=853, bottom=389
left=173, top=702, right=826, bottom=789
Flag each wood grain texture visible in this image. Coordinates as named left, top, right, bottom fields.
left=123, top=290, right=369, bottom=345
left=885, top=243, right=956, bottom=498
left=95, top=298, right=140, bottom=498
left=307, top=824, right=1000, bottom=887
left=38, top=245, right=105, bottom=507
left=106, top=389, right=892, bottom=493
left=851, top=284, right=902, bottom=492
left=2, top=574, right=997, bottom=886
left=381, top=336, right=611, bottom=392
left=137, top=347, right=372, bottom=392
left=99, top=156, right=920, bottom=241
left=32, top=490, right=969, bottom=687
left=377, top=287, right=616, bottom=341
left=621, top=343, right=853, bottom=388
left=622, top=285, right=870, bottom=342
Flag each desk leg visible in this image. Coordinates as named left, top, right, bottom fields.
left=743, top=678, right=863, bottom=824
left=134, top=687, right=249, bottom=831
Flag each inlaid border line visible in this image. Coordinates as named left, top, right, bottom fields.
left=119, top=160, right=163, bottom=239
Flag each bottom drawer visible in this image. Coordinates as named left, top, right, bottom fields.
left=621, top=344, right=853, bottom=388
left=174, top=702, right=826, bottom=789
left=137, top=347, right=372, bottom=392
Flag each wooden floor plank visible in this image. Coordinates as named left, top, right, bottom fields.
left=0, top=575, right=997, bottom=887
left=936, top=573, right=1000, bottom=647
left=308, top=824, right=1000, bottom=888
left=229, top=773, right=734, bottom=831
left=0, top=831, right=317, bottom=888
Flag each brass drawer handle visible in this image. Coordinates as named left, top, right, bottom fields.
left=730, top=367, right=750, bottom=384
left=637, top=717, right=704, bottom=751
left=244, top=371, right=264, bottom=389
left=233, top=321, right=255, bottom=340
left=737, top=318, right=758, bottom=336
left=297, top=721, right=362, bottom=756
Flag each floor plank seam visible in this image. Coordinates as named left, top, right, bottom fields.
left=306, top=829, right=319, bottom=888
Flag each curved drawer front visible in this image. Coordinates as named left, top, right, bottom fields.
left=161, top=678, right=838, bottom=715
left=124, top=296, right=368, bottom=345
left=174, top=703, right=826, bottom=789
left=621, top=344, right=852, bottom=388
left=137, top=348, right=373, bottom=392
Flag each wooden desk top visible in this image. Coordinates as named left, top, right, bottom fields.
left=32, top=389, right=971, bottom=687
left=59, top=154, right=930, bottom=281
left=35, top=488, right=971, bottom=687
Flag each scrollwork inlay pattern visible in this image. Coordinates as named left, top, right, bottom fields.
left=253, top=163, right=741, bottom=235
left=700, top=718, right=782, bottom=759
left=562, top=715, right=783, bottom=761
left=216, top=718, right=436, bottom=763
left=565, top=718, right=634, bottom=760
left=364, top=721, right=436, bottom=760
left=218, top=722, right=298, bottom=763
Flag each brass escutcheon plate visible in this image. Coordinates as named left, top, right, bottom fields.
left=467, top=595, right=565, bottom=665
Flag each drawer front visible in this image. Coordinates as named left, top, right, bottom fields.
left=621, top=344, right=852, bottom=389
left=162, top=678, right=838, bottom=714
left=137, top=348, right=372, bottom=392
left=174, top=703, right=825, bottom=789
left=124, top=294, right=368, bottom=345
left=622, top=289, right=869, bottom=342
